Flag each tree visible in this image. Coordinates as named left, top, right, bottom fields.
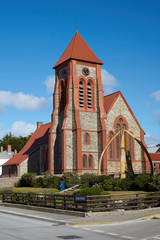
left=0, top=132, right=32, bottom=152
left=156, top=144, right=160, bottom=147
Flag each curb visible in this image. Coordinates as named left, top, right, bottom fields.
left=0, top=202, right=86, bottom=217
left=69, top=213, right=160, bottom=226
left=0, top=208, right=67, bottom=225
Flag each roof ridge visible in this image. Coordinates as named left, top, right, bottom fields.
left=104, top=91, right=120, bottom=98
left=70, top=32, right=77, bottom=58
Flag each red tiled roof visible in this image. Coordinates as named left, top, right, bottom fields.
left=3, top=123, right=51, bottom=166
left=103, top=91, right=120, bottom=114
left=53, top=32, right=103, bottom=68
left=150, top=153, right=160, bottom=162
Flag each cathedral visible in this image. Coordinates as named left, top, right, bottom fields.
left=2, top=32, right=150, bottom=177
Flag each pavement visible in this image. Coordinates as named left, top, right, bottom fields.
left=1, top=202, right=160, bottom=225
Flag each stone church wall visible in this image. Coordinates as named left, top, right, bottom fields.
left=77, top=64, right=102, bottom=172
left=28, top=150, right=40, bottom=175
left=20, top=158, right=28, bottom=176
left=105, top=95, right=143, bottom=174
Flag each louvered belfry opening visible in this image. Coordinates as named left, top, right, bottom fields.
left=87, top=82, right=92, bottom=108
left=79, top=80, right=84, bottom=108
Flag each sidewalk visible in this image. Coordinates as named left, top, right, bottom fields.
left=1, top=202, right=160, bottom=225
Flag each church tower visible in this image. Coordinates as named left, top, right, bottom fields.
left=48, top=32, right=107, bottom=174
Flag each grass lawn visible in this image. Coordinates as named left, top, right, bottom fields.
left=0, top=187, right=146, bottom=196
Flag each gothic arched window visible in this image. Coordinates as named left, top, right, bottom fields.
left=82, top=155, right=87, bottom=168
left=85, top=133, right=90, bottom=144
left=116, top=124, right=121, bottom=159
left=60, top=80, right=66, bottom=112
left=109, top=132, right=114, bottom=158
left=88, top=155, right=93, bottom=168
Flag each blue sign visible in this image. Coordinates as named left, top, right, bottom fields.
left=75, top=196, right=86, bottom=201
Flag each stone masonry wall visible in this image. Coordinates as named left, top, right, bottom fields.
left=0, top=177, right=19, bottom=188
left=28, top=150, right=40, bottom=174
left=20, top=159, right=28, bottom=176
left=105, top=95, right=143, bottom=174
left=77, top=64, right=101, bottom=171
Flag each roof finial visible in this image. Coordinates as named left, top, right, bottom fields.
left=76, top=21, right=78, bottom=33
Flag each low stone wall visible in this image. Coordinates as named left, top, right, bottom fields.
left=0, top=177, right=19, bottom=188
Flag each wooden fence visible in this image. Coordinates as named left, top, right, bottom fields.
left=2, top=192, right=160, bottom=212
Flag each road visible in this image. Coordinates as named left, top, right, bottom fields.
left=0, top=211, right=160, bottom=240
left=72, top=217, right=160, bottom=240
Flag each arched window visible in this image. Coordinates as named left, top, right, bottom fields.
left=116, top=124, right=121, bottom=159
left=85, top=133, right=90, bottom=144
left=87, top=82, right=92, bottom=108
left=119, top=118, right=123, bottom=123
left=60, top=80, right=66, bottom=112
left=122, top=124, right=126, bottom=129
left=79, top=81, right=84, bottom=108
left=109, top=132, right=114, bottom=158
left=82, top=155, right=87, bottom=168
left=129, top=135, right=133, bottom=159
left=88, top=155, right=93, bottom=168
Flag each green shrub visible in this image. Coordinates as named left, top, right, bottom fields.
left=148, top=174, right=160, bottom=191
left=33, top=177, right=44, bottom=188
left=103, top=178, right=114, bottom=191
left=75, top=187, right=103, bottom=196
left=43, top=175, right=61, bottom=189
left=119, top=178, right=134, bottom=191
left=61, top=172, right=80, bottom=188
left=80, top=173, right=97, bottom=188
left=15, top=173, right=36, bottom=187
left=103, top=178, right=133, bottom=191
left=134, top=174, right=151, bottom=191
left=93, top=175, right=111, bottom=184
left=80, top=174, right=110, bottom=188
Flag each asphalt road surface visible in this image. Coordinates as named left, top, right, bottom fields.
left=72, top=216, right=160, bottom=240
left=0, top=211, right=160, bottom=240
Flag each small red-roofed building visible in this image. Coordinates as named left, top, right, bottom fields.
left=2, top=32, right=150, bottom=177
left=150, top=153, right=160, bottom=174
left=2, top=123, right=51, bottom=177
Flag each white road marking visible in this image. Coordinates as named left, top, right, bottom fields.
left=107, top=232, right=119, bottom=236
left=141, top=236, right=160, bottom=240
left=93, top=230, right=105, bottom=233
left=82, top=228, right=91, bottom=230
left=121, top=236, right=135, bottom=239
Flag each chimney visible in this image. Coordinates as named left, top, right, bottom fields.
left=37, top=122, right=43, bottom=129
left=0, top=146, right=3, bottom=152
left=7, top=145, right=11, bottom=153
left=14, top=149, right=17, bottom=155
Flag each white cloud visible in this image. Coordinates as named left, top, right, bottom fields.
left=0, top=91, right=47, bottom=112
left=44, top=75, right=55, bottom=94
left=154, top=110, right=160, bottom=123
left=0, top=123, right=4, bottom=139
left=151, top=90, right=160, bottom=102
left=101, top=69, right=118, bottom=94
left=8, top=121, right=36, bottom=137
left=145, top=132, right=160, bottom=147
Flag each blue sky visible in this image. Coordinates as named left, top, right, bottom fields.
left=0, top=0, right=160, bottom=147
